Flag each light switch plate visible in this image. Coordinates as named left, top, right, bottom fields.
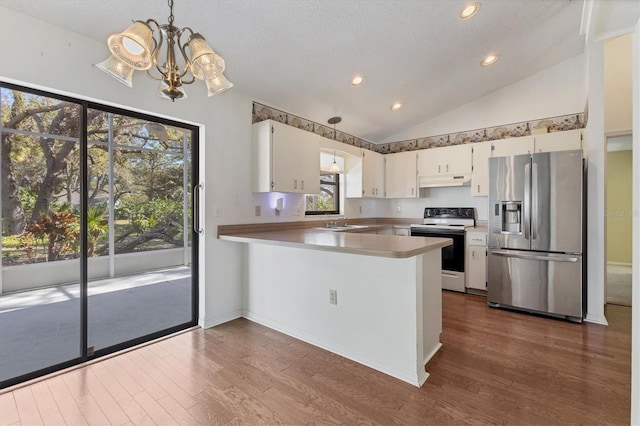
left=255, top=205, right=261, bottom=216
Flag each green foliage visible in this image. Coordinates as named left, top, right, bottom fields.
left=19, top=211, right=79, bottom=262
left=2, top=88, right=192, bottom=265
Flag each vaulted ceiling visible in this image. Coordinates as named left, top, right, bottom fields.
left=0, top=0, right=586, bottom=142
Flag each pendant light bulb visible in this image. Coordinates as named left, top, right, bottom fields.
left=327, top=116, right=343, bottom=174
left=329, top=150, right=341, bottom=173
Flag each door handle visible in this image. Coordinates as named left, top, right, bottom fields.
left=491, top=250, right=577, bottom=263
left=532, top=163, right=538, bottom=240
left=523, top=162, right=531, bottom=240
left=193, top=183, right=204, bottom=235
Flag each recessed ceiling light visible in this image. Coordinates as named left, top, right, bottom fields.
left=481, top=54, right=499, bottom=66
left=460, top=2, right=479, bottom=19
left=391, top=102, right=403, bottom=111
left=350, top=75, right=365, bottom=86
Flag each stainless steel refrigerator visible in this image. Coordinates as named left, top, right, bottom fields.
left=487, top=150, right=585, bottom=322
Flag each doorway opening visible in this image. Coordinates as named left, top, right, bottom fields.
left=606, top=135, right=633, bottom=306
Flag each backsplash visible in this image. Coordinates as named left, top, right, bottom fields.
left=252, top=102, right=586, bottom=154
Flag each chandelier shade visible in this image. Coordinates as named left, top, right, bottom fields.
left=96, top=55, right=136, bottom=87
left=97, top=0, right=232, bottom=101
left=205, top=73, right=234, bottom=96
left=106, top=21, right=153, bottom=70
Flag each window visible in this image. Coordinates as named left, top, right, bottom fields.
left=305, top=172, right=340, bottom=215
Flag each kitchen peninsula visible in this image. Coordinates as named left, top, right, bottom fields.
left=218, top=224, right=452, bottom=386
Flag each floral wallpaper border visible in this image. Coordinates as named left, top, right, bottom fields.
left=252, top=102, right=375, bottom=151
left=252, top=102, right=586, bottom=155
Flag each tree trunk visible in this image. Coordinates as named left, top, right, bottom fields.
left=1, top=133, right=26, bottom=235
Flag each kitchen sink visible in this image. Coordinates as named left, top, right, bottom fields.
left=315, top=225, right=370, bottom=231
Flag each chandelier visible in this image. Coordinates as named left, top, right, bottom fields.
left=97, top=0, right=232, bottom=101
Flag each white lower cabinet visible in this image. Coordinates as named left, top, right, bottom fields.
left=393, top=227, right=410, bottom=236
left=466, top=230, right=487, bottom=291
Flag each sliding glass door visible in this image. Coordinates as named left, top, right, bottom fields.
left=0, top=89, right=83, bottom=383
left=0, top=83, right=198, bottom=388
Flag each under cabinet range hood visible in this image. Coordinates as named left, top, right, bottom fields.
left=418, top=174, right=471, bottom=188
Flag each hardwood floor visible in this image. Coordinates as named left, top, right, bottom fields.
left=0, top=292, right=631, bottom=425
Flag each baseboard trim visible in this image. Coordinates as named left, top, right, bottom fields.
left=242, top=310, right=427, bottom=387
left=607, top=261, right=632, bottom=267
left=585, top=313, right=609, bottom=326
left=199, top=310, right=242, bottom=329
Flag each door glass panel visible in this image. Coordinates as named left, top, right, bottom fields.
left=86, top=110, right=193, bottom=352
left=0, top=88, right=82, bottom=383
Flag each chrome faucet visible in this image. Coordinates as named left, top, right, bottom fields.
left=326, top=216, right=348, bottom=227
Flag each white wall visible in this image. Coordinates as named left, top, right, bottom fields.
left=631, top=17, right=639, bottom=426
left=584, top=39, right=608, bottom=325
left=605, top=34, right=633, bottom=135
left=0, top=7, right=250, bottom=328
left=379, top=187, right=488, bottom=222
left=382, top=54, right=587, bottom=143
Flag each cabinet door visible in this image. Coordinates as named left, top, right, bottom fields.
left=471, top=141, right=492, bottom=196
left=442, top=144, right=472, bottom=175
left=466, top=246, right=487, bottom=290
left=385, top=151, right=417, bottom=198
left=363, top=149, right=385, bottom=198
left=297, top=132, right=320, bottom=194
left=491, top=136, right=534, bottom=158
left=417, top=148, right=442, bottom=176
left=534, top=130, right=582, bottom=153
left=271, top=121, right=300, bottom=192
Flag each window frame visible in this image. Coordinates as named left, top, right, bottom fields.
left=305, top=171, right=340, bottom=215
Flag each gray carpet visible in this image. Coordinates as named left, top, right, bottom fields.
left=607, top=265, right=632, bottom=306
left=0, top=277, right=192, bottom=383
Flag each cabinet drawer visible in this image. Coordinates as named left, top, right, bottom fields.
left=467, top=233, right=486, bottom=246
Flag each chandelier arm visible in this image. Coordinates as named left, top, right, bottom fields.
left=142, top=19, right=168, bottom=81
left=176, top=27, right=196, bottom=85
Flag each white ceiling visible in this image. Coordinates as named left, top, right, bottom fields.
left=0, top=0, right=586, bottom=142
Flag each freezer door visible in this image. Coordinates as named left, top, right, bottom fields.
left=531, top=150, right=583, bottom=253
left=487, top=250, right=583, bottom=319
left=488, top=154, right=531, bottom=250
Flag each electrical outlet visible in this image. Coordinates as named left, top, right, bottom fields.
left=214, top=206, right=221, bottom=217
left=396, top=206, right=401, bottom=213
left=329, top=289, right=338, bottom=305
left=359, top=205, right=362, bottom=214
left=294, top=206, right=300, bottom=215
left=255, top=205, right=261, bottom=216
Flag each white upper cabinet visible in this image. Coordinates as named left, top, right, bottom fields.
left=533, top=129, right=582, bottom=153
left=471, top=141, right=492, bottom=196
left=362, top=149, right=385, bottom=198
left=491, top=136, right=534, bottom=158
left=345, top=148, right=385, bottom=198
left=385, top=151, right=417, bottom=198
left=252, top=120, right=320, bottom=194
left=417, top=144, right=472, bottom=177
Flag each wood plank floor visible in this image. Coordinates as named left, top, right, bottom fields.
left=0, top=292, right=631, bottom=425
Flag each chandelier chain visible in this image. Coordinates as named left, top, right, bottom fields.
left=168, top=0, right=174, bottom=25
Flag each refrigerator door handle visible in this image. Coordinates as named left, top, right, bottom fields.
left=523, top=162, right=531, bottom=240
left=491, top=250, right=578, bottom=263
left=532, top=162, right=538, bottom=240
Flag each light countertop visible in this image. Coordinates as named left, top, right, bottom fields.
left=219, top=228, right=452, bottom=259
